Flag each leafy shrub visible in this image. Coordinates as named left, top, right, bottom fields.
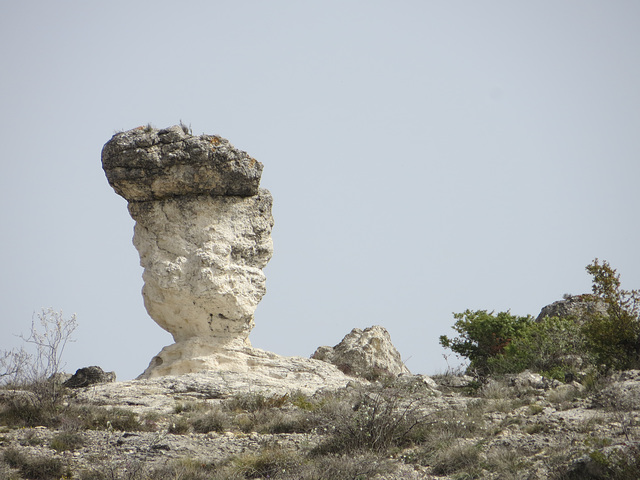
left=439, top=310, right=533, bottom=374
left=290, top=392, right=317, bottom=411
left=487, top=316, right=589, bottom=380
left=440, top=259, right=640, bottom=377
left=581, top=259, right=640, bottom=370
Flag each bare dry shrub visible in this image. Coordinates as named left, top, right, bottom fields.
left=1, top=308, right=77, bottom=410
left=313, top=389, right=427, bottom=455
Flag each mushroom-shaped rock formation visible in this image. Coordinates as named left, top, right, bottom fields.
left=103, top=126, right=321, bottom=382
left=102, top=126, right=408, bottom=392
left=103, top=125, right=272, bottom=354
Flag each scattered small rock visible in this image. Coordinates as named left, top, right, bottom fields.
left=63, top=366, right=116, bottom=388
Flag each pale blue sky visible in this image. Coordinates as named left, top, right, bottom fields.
left=1, top=1, right=639, bottom=380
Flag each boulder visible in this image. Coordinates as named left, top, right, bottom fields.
left=593, top=370, right=640, bottom=410
left=102, top=125, right=263, bottom=201
left=63, top=366, right=116, bottom=388
left=536, top=294, right=607, bottom=323
left=312, top=326, right=410, bottom=379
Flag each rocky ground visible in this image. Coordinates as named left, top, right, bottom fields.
left=1, top=369, right=640, bottom=479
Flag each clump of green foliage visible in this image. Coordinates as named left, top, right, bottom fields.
left=439, top=310, right=533, bottom=375
left=440, top=259, right=640, bottom=378
left=581, top=259, right=640, bottom=370
left=487, top=315, right=589, bottom=380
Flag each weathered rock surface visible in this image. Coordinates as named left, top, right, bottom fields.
left=312, top=326, right=410, bottom=378
left=102, top=127, right=386, bottom=387
left=77, top=361, right=361, bottom=413
left=536, top=293, right=608, bottom=322
left=102, top=125, right=263, bottom=201
left=129, top=191, right=273, bottom=344
left=137, top=342, right=359, bottom=389
left=102, top=126, right=280, bottom=378
left=3, top=370, right=640, bottom=479
left=62, top=366, right=116, bottom=389
left=593, top=369, right=640, bottom=410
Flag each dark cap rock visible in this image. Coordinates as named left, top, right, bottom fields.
left=101, top=125, right=263, bottom=201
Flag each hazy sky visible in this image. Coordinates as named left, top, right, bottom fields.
left=1, top=2, right=639, bottom=381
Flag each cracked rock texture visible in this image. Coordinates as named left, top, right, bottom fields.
left=535, top=293, right=608, bottom=323
left=312, top=326, right=411, bottom=378
left=128, top=191, right=273, bottom=345
left=102, top=126, right=401, bottom=385
left=102, top=126, right=280, bottom=378
left=102, top=125, right=262, bottom=201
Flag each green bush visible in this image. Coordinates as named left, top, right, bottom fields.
left=487, top=316, right=589, bottom=380
left=439, top=310, right=533, bottom=374
left=440, top=259, right=640, bottom=377
left=581, top=259, right=640, bottom=370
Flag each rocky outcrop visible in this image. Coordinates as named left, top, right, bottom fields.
left=128, top=191, right=273, bottom=345
left=102, top=126, right=275, bottom=377
left=593, top=370, right=640, bottom=410
left=63, top=366, right=116, bottom=389
left=3, top=369, right=640, bottom=479
left=101, top=126, right=361, bottom=385
left=536, top=294, right=608, bottom=322
left=312, top=326, right=410, bottom=379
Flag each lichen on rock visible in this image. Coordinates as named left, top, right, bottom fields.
left=102, top=126, right=364, bottom=387
left=102, top=125, right=279, bottom=378
left=102, top=125, right=263, bottom=201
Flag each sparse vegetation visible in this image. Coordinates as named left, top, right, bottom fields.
left=313, top=388, right=428, bottom=456
left=441, top=259, right=640, bottom=379
left=1, top=262, right=639, bottom=478
left=3, top=447, right=70, bottom=480
left=582, top=258, right=640, bottom=371
left=49, top=431, right=85, bottom=452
